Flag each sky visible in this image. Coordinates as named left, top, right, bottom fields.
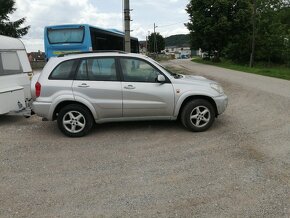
left=10, top=0, right=190, bottom=52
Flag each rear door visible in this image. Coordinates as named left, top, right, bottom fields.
left=72, top=57, right=122, bottom=119
left=119, top=57, right=175, bottom=118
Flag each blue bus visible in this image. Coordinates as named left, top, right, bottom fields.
left=44, top=24, right=139, bottom=60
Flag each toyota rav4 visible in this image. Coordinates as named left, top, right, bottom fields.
left=32, top=52, right=228, bottom=137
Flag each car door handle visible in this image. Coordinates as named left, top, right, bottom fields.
left=124, top=85, right=136, bottom=90
left=78, top=83, right=90, bottom=88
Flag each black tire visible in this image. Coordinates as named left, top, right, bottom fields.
left=181, top=99, right=215, bottom=132
left=57, top=104, right=94, bottom=137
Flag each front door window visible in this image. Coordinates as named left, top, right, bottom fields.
left=120, top=58, right=161, bottom=83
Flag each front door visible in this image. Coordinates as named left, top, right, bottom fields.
left=120, top=57, right=175, bottom=118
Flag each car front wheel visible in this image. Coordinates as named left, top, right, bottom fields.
left=57, top=104, right=93, bottom=137
left=181, top=99, right=215, bottom=132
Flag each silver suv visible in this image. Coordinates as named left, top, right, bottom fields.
left=32, top=52, right=228, bottom=137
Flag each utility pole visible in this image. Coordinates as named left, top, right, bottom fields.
left=250, top=0, right=256, bottom=68
left=154, top=23, right=158, bottom=54
left=124, top=0, right=131, bottom=53
left=146, top=31, right=150, bottom=53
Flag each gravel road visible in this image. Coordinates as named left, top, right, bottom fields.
left=1, top=59, right=290, bottom=217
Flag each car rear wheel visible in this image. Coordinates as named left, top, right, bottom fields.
left=181, top=99, right=215, bottom=132
left=57, top=104, right=93, bottom=137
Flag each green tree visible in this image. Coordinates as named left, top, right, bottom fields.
left=0, top=0, right=30, bottom=37
left=223, top=0, right=253, bottom=62
left=186, top=0, right=290, bottom=65
left=148, top=33, right=165, bottom=53
left=186, top=0, right=252, bottom=62
left=254, top=0, right=290, bottom=64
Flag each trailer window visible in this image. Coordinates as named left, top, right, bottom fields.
left=0, top=52, right=22, bottom=76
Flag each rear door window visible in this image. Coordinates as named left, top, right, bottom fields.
left=75, top=58, right=118, bottom=81
left=0, top=52, right=22, bottom=76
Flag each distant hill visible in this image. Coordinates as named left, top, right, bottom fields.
left=165, top=34, right=190, bottom=47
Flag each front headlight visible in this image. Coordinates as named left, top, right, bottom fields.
left=210, top=83, right=224, bottom=94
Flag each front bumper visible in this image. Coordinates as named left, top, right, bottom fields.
left=213, top=94, right=228, bottom=115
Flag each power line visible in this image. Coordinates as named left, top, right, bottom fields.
left=157, top=20, right=188, bottom=28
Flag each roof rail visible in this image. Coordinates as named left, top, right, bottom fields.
left=57, top=50, right=127, bottom=57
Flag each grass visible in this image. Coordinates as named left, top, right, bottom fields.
left=192, top=57, right=290, bottom=80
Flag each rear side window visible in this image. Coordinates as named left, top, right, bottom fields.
left=75, top=58, right=117, bottom=81
left=49, top=60, right=77, bottom=80
left=0, top=52, right=23, bottom=76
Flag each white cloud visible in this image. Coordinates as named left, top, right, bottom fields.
left=9, top=0, right=189, bottom=52
left=9, top=0, right=122, bottom=51
left=131, top=22, right=189, bottom=41
left=20, top=38, right=44, bottom=52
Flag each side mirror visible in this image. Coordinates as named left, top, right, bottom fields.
left=157, top=75, right=166, bottom=83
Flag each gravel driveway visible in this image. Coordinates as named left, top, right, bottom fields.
left=1, top=59, right=290, bottom=217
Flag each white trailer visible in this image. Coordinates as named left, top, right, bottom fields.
left=0, top=35, right=33, bottom=116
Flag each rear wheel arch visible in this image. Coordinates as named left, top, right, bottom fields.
left=53, top=101, right=96, bottom=121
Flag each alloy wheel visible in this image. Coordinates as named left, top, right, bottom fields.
left=62, top=111, right=86, bottom=134
left=190, top=106, right=211, bottom=128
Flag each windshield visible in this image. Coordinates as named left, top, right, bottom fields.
left=144, top=56, right=182, bottom=79
left=155, top=61, right=183, bottom=78
left=47, top=27, right=84, bottom=44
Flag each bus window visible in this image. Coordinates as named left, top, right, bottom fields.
left=47, top=27, right=84, bottom=44
left=44, top=24, right=139, bottom=60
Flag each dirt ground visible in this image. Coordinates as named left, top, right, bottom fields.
left=1, top=59, right=290, bottom=217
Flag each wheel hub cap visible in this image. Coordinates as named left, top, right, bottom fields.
left=190, top=106, right=210, bottom=128
left=63, top=111, right=86, bottom=134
